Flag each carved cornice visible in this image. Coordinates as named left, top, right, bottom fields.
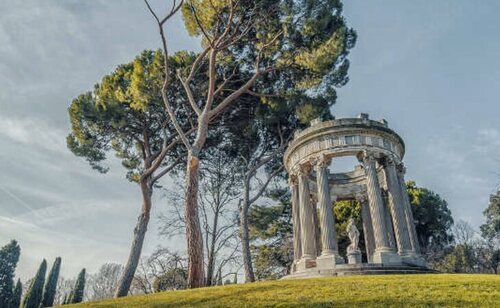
left=284, top=117, right=405, bottom=173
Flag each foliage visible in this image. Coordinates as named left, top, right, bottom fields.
left=67, top=50, right=187, bottom=180
left=11, top=279, right=22, bottom=308
left=429, top=220, right=499, bottom=274
left=153, top=268, right=187, bottom=292
left=406, top=181, right=454, bottom=252
left=181, top=0, right=356, bottom=124
left=333, top=200, right=364, bottom=258
left=42, top=257, right=62, bottom=307
left=21, top=259, right=47, bottom=308
left=131, top=248, right=186, bottom=295
left=481, top=190, right=500, bottom=244
left=69, top=269, right=86, bottom=304
left=0, top=240, right=20, bottom=308
left=248, top=187, right=293, bottom=280
left=69, top=274, right=500, bottom=307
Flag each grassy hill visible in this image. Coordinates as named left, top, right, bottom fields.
left=72, top=274, right=499, bottom=307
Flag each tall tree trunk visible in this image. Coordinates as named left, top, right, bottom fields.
left=115, top=179, right=152, bottom=297
left=185, top=151, right=205, bottom=288
left=240, top=178, right=255, bottom=282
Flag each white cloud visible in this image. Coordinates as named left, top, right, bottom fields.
left=0, top=116, right=67, bottom=153
left=0, top=215, right=128, bottom=281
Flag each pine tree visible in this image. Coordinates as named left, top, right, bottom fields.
left=41, top=257, right=61, bottom=307
left=21, top=259, right=47, bottom=308
left=69, top=269, right=86, bottom=304
left=0, top=240, right=21, bottom=308
left=10, top=279, right=22, bottom=308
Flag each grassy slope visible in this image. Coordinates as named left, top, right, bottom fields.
left=73, top=274, right=499, bottom=307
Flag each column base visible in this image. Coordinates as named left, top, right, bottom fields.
left=372, top=249, right=402, bottom=265
left=402, top=254, right=426, bottom=267
left=367, top=254, right=374, bottom=263
left=316, top=253, right=345, bottom=269
left=296, top=257, right=317, bottom=271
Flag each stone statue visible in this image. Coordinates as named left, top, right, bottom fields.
left=346, top=218, right=360, bottom=253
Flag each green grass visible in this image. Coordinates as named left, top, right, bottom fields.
left=73, top=274, right=499, bottom=307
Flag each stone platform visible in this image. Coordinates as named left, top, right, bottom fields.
left=282, top=263, right=437, bottom=280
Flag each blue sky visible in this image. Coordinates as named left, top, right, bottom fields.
left=0, top=1, right=498, bottom=280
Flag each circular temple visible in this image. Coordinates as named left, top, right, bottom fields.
left=284, top=114, right=431, bottom=278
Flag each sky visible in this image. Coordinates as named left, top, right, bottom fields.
left=0, top=1, right=499, bottom=281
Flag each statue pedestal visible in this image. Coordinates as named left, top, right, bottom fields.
left=347, top=250, right=362, bottom=264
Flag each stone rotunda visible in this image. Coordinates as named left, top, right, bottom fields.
left=284, top=113, right=432, bottom=278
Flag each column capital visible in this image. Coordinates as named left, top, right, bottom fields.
left=355, top=193, right=368, bottom=203
left=357, top=150, right=378, bottom=164
left=297, top=163, right=312, bottom=176
left=384, top=154, right=403, bottom=167
left=313, top=154, right=332, bottom=171
left=288, top=174, right=298, bottom=186
left=396, top=162, right=407, bottom=174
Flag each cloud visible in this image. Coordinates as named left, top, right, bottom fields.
left=0, top=116, right=67, bottom=153
left=0, top=215, right=128, bottom=280
left=416, top=127, right=499, bottom=226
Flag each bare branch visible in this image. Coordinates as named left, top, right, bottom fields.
left=214, top=0, right=236, bottom=48
left=209, top=70, right=261, bottom=117
left=177, top=71, right=202, bottom=115
left=151, top=156, right=183, bottom=183
left=249, top=165, right=283, bottom=205
left=214, top=66, right=238, bottom=97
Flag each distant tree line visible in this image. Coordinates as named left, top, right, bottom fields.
left=0, top=241, right=86, bottom=307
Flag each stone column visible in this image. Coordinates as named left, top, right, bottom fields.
left=397, top=163, right=426, bottom=266
left=383, top=157, right=412, bottom=255
left=359, top=151, right=400, bottom=264
left=297, top=164, right=317, bottom=268
left=383, top=200, right=396, bottom=250
left=311, top=195, right=322, bottom=256
left=289, top=174, right=302, bottom=264
left=315, top=155, right=344, bottom=266
left=358, top=194, right=375, bottom=263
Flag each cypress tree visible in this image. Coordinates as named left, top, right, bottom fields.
left=10, top=279, right=22, bottom=308
left=41, top=257, right=61, bottom=307
left=69, top=269, right=86, bottom=304
left=21, top=259, right=47, bottom=308
left=0, top=240, right=21, bottom=308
